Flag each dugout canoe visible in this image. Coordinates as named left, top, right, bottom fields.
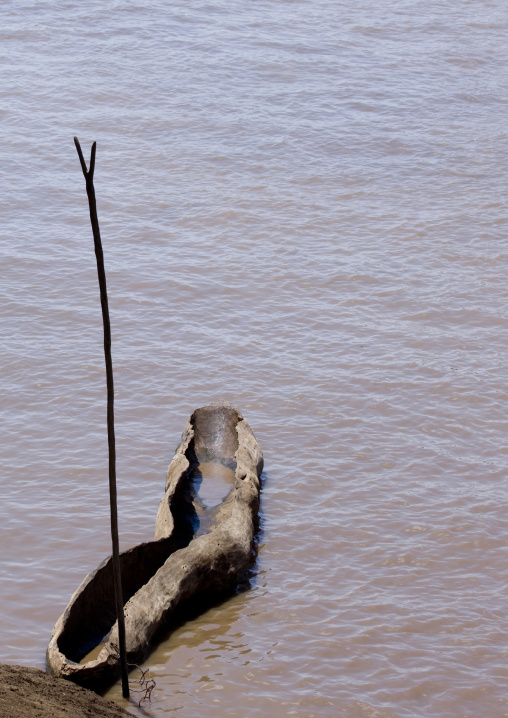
left=46, top=402, right=263, bottom=690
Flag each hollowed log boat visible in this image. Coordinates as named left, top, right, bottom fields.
left=46, top=403, right=263, bottom=690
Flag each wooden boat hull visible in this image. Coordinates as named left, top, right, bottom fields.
left=46, top=403, right=263, bottom=690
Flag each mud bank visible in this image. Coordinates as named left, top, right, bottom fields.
left=0, top=664, right=131, bottom=718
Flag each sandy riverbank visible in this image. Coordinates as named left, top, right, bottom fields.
left=0, top=664, right=132, bottom=718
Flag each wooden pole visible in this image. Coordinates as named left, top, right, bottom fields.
left=74, top=137, right=130, bottom=698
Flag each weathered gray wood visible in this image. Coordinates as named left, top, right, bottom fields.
left=46, top=403, right=263, bottom=691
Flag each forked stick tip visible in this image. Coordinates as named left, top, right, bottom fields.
left=74, top=136, right=89, bottom=178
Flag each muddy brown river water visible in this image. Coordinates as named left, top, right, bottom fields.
left=1, top=1, right=508, bottom=716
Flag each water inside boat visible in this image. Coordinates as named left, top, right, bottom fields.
left=80, top=641, right=106, bottom=665
left=191, top=460, right=235, bottom=509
